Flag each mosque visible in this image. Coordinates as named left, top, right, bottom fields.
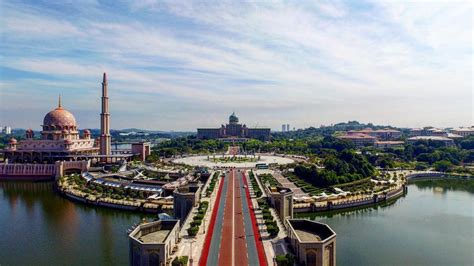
left=197, top=112, right=271, bottom=141
left=4, top=97, right=98, bottom=163
left=3, top=73, right=115, bottom=163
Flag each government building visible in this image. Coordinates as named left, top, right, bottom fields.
left=197, top=112, right=271, bottom=141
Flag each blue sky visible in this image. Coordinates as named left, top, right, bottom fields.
left=0, top=0, right=472, bottom=130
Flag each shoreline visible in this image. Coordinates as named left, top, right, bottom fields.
left=54, top=182, right=161, bottom=214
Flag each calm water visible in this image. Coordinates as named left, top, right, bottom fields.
left=0, top=182, right=473, bottom=266
left=300, top=183, right=474, bottom=266
left=0, top=182, right=152, bottom=266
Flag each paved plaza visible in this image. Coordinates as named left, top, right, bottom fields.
left=173, top=155, right=294, bottom=168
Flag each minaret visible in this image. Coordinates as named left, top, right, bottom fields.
left=100, top=72, right=111, bottom=156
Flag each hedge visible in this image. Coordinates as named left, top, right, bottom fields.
left=187, top=226, right=199, bottom=236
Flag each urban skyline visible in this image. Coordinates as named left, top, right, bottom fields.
left=1, top=0, right=472, bottom=130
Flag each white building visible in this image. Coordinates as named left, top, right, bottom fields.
left=407, top=136, right=455, bottom=146
left=1, top=126, right=11, bottom=135
left=451, top=127, right=474, bottom=137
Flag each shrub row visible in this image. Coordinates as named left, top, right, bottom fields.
left=187, top=201, right=209, bottom=237
left=256, top=198, right=280, bottom=237
left=206, top=172, right=220, bottom=197
left=248, top=171, right=262, bottom=197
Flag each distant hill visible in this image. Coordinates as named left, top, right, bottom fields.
left=272, top=121, right=400, bottom=139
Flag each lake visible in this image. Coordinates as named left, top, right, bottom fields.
left=298, top=180, right=474, bottom=265
left=0, top=180, right=472, bottom=265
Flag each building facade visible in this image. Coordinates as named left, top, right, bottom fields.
left=173, top=181, right=201, bottom=222
left=128, top=220, right=180, bottom=266
left=131, top=142, right=151, bottom=162
left=3, top=97, right=99, bottom=163
left=197, top=112, right=271, bottom=141
left=337, top=133, right=377, bottom=147
left=347, top=128, right=401, bottom=140
left=267, top=186, right=294, bottom=224
left=2, top=126, right=12, bottom=135
left=286, top=219, right=336, bottom=266
left=451, top=127, right=474, bottom=137
left=407, top=136, right=455, bottom=146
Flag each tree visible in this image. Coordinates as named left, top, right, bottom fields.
left=433, top=160, right=452, bottom=172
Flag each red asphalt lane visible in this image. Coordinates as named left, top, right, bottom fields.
left=242, top=171, right=267, bottom=266
left=217, top=170, right=233, bottom=265
left=234, top=170, right=249, bottom=266
left=199, top=173, right=225, bottom=266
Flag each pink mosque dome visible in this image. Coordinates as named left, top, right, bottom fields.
left=9, top=138, right=17, bottom=144
left=43, top=96, right=77, bottom=128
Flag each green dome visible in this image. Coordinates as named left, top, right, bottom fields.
left=229, top=112, right=239, bottom=124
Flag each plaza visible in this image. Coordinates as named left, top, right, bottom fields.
left=172, top=154, right=294, bottom=168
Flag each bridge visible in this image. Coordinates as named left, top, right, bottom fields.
left=0, top=160, right=90, bottom=181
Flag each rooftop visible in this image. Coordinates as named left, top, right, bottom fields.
left=138, top=229, right=171, bottom=243
left=294, top=229, right=322, bottom=241
left=288, top=219, right=336, bottom=243
left=375, top=141, right=405, bottom=144
left=129, top=220, right=179, bottom=244
left=408, top=136, right=453, bottom=141
left=338, top=133, right=376, bottom=139
left=452, top=127, right=474, bottom=132
left=348, top=128, right=400, bottom=133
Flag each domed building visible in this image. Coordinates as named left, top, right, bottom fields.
left=197, top=112, right=271, bottom=141
left=229, top=112, right=239, bottom=124
left=3, top=96, right=99, bottom=163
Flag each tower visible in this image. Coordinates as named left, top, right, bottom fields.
left=100, top=72, right=111, bottom=156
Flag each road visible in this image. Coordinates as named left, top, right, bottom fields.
left=200, top=169, right=266, bottom=266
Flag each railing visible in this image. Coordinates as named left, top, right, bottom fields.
left=0, top=163, right=56, bottom=176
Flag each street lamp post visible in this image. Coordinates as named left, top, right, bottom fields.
left=203, top=217, right=206, bottom=234
left=188, top=240, right=196, bottom=266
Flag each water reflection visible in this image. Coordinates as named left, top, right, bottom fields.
left=0, top=181, right=152, bottom=266
left=412, top=178, right=474, bottom=194
left=298, top=183, right=474, bottom=266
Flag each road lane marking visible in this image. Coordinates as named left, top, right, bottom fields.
left=231, top=169, right=235, bottom=266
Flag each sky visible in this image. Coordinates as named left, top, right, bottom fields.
left=0, top=0, right=472, bottom=131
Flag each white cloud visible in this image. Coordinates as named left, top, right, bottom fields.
left=0, top=0, right=472, bottom=129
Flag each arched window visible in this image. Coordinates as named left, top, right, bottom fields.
left=306, top=250, right=317, bottom=266
left=149, top=252, right=160, bottom=265
left=47, top=134, right=53, bottom=140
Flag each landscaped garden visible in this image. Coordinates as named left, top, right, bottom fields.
left=60, top=174, right=150, bottom=200
left=257, top=173, right=281, bottom=187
